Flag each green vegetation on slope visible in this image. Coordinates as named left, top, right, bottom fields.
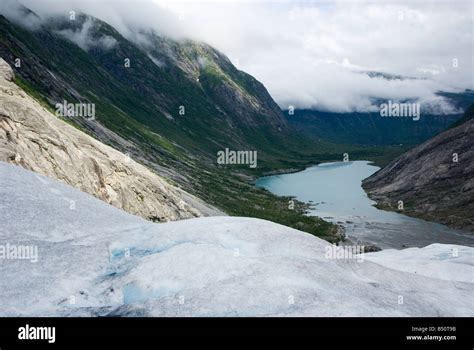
left=0, top=13, right=405, bottom=242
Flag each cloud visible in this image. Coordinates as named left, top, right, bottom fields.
left=1, top=0, right=117, bottom=51
left=0, top=0, right=42, bottom=30
left=54, top=17, right=117, bottom=51
left=3, top=0, right=473, bottom=113
left=158, top=0, right=472, bottom=113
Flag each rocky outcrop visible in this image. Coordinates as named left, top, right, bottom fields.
left=363, top=109, right=474, bottom=232
left=0, top=58, right=222, bottom=221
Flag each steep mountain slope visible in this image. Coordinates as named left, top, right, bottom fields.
left=363, top=107, right=474, bottom=231
left=0, top=58, right=220, bottom=221
left=0, top=9, right=345, bottom=241
left=0, top=12, right=292, bottom=176
left=1, top=162, right=472, bottom=316
left=144, top=34, right=286, bottom=129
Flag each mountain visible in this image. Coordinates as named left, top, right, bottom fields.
left=285, top=108, right=468, bottom=146
left=0, top=11, right=293, bottom=176
left=362, top=106, right=474, bottom=232
left=1, top=162, right=472, bottom=316
left=0, top=9, right=344, bottom=240
left=285, top=87, right=474, bottom=146
left=361, top=71, right=419, bottom=80
left=448, top=103, right=474, bottom=128
left=0, top=58, right=220, bottom=221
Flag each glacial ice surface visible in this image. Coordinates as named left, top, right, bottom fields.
left=0, top=162, right=472, bottom=316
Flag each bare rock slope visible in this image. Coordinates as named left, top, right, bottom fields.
left=363, top=110, right=474, bottom=232
left=0, top=58, right=221, bottom=221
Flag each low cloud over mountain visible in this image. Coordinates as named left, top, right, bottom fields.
left=2, top=0, right=472, bottom=113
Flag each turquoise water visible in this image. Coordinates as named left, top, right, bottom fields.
left=256, top=161, right=474, bottom=249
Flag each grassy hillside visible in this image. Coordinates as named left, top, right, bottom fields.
left=0, top=12, right=405, bottom=241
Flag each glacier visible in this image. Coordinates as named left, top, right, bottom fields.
left=0, top=162, right=472, bottom=316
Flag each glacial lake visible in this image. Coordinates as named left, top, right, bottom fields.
left=256, top=161, right=474, bottom=249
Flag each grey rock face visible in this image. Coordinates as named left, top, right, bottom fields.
left=0, top=58, right=14, bottom=81
left=0, top=58, right=221, bottom=222
left=363, top=113, right=474, bottom=232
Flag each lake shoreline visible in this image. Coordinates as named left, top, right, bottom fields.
left=256, top=160, right=474, bottom=250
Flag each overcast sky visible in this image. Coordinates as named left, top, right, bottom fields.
left=4, top=0, right=474, bottom=113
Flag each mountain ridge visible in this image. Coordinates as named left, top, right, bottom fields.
left=363, top=107, right=474, bottom=232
